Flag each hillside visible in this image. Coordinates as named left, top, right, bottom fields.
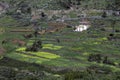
left=0, top=0, right=120, bottom=80
left=1, top=0, right=120, bottom=10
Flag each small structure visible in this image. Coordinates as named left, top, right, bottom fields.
left=74, top=20, right=90, bottom=32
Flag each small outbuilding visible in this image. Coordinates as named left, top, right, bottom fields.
left=74, top=21, right=90, bottom=32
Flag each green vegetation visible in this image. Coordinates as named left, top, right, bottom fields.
left=0, top=0, right=120, bottom=80
left=1, top=20, right=120, bottom=68
left=1, top=19, right=120, bottom=79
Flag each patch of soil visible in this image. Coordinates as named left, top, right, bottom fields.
left=46, top=22, right=67, bottom=33
left=2, top=38, right=26, bottom=47
left=11, top=39, right=26, bottom=46
left=0, top=47, right=6, bottom=55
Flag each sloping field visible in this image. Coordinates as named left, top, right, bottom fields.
left=1, top=20, right=120, bottom=73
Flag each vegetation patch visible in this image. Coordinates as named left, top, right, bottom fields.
left=43, top=44, right=62, bottom=50
left=16, top=47, right=60, bottom=59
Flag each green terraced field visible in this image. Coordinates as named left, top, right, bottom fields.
left=0, top=16, right=120, bottom=80
left=0, top=0, right=120, bottom=80
left=1, top=20, right=119, bottom=73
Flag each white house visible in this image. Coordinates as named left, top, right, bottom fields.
left=74, top=21, right=90, bottom=32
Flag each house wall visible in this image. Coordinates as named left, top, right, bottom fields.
left=74, top=25, right=90, bottom=32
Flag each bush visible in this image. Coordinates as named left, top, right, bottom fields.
left=15, top=71, right=39, bottom=80
left=0, top=66, right=17, bottom=78
left=88, top=65, right=112, bottom=74
left=88, top=54, right=102, bottom=63
left=0, top=75, right=8, bottom=80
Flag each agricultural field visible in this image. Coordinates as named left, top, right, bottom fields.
left=0, top=0, right=120, bottom=80
left=0, top=15, right=120, bottom=79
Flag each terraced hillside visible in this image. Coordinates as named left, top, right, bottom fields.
left=0, top=0, right=120, bottom=80
left=0, top=17, right=120, bottom=79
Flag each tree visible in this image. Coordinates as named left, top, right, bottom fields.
left=106, top=0, right=120, bottom=10
left=58, top=0, right=82, bottom=9
left=114, top=0, right=120, bottom=10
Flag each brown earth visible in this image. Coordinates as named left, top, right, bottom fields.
left=11, top=39, right=26, bottom=46
left=46, top=22, right=67, bottom=33
left=0, top=47, right=6, bottom=55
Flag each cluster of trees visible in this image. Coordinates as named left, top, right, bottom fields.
left=0, top=66, right=62, bottom=80
left=26, top=40, right=42, bottom=52
left=106, top=0, right=120, bottom=10
left=88, top=54, right=116, bottom=66
left=1, top=0, right=32, bottom=26
left=2, top=0, right=120, bottom=10
left=58, top=0, right=82, bottom=9
left=0, top=65, right=120, bottom=80
left=65, top=65, right=120, bottom=80
left=58, top=0, right=120, bottom=10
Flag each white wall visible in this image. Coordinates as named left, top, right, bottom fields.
left=74, top=25, right=90, bottom=32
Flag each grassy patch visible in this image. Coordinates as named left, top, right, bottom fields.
left=43, top=44, right=62, bottom=50
left=1, top=19, right=120, bottom=72
left=16, top=47, right=60, bottom=59
left=6, top=52, right=49, bottom=64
